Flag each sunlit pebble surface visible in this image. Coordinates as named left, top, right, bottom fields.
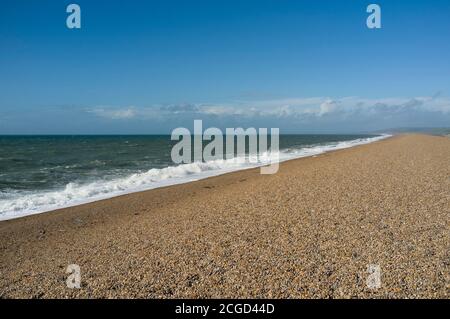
left=0, top=134, right=449, bottom=298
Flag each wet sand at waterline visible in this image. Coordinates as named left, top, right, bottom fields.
left=0, top=134, right=449, bottom=298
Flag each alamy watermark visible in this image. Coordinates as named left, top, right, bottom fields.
left=65, top=4, right=381, bottom=30
left=366, top=264, right=381, bottom=289
left=66, top=264, right=81, bottom=289
left=60, top=2, right=384, bottom=294
left=171, top=120, right=280, bottom=174
left=366, top=4, right=382, bottom=29
left=66, top=4, right=81, bottom=29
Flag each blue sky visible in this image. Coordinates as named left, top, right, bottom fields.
left=0, top=0, right=449, bottom=134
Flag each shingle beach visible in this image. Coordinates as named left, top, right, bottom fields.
left=0, top=134, right=449, bottom=298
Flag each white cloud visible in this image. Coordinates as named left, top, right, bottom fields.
left=86, top=95, right=450, bottom=122
left=318, top=99, right=339, bottom=116
left=88, top=107, right=137, bottom=119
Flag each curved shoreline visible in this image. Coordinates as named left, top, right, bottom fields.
left=0, top=133, right=448, bottom=298
left=0, top=134, right=390, bottom=221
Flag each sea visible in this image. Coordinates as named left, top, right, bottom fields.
left=0, top=134, right=389, bottom=220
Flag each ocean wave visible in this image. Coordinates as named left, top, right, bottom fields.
left=0, top=134, right=390, bottom=220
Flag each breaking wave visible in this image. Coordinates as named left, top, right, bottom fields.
left=0, top=134, right=390, bottom=220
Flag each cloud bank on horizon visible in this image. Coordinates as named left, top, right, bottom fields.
left=79, top=95, right=450, bottom=133
left=2, top=95, right=449, bottom=134
left=2, top=93, right=450, bottom=134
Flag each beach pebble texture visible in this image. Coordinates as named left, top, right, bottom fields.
left=0, top=134, right=449, bottom=298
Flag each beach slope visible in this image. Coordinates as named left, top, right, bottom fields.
left=0, top=134, right=449, bottom=298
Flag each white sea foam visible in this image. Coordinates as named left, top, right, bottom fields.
left=0, top=134, right=390, bottom=221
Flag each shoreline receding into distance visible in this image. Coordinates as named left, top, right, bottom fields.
left=0, top=134, right=390, bottom=221
left=1, top=133, right=449, bottom=298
